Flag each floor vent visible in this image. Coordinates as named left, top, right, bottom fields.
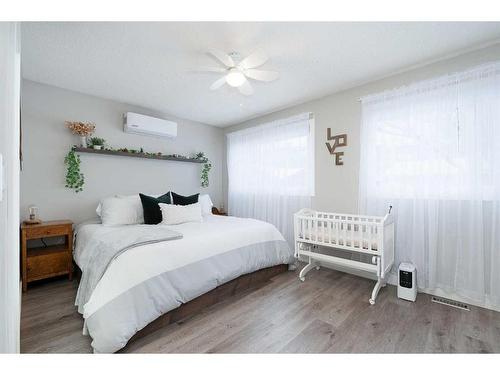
left=431, top=296, right=470, bottom=311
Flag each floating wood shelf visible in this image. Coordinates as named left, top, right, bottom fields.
left=74, top=147, right=205, bottom=163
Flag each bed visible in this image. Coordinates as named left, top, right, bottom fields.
left=73, top=214, right=294, bottom=353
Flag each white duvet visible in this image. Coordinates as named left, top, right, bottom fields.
left=74, top=214, right=293, bottom=353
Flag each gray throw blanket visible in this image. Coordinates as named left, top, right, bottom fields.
left=75, top=225, right=182, bottom=312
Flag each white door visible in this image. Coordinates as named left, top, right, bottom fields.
left=0, top=22, right=21, bottom=354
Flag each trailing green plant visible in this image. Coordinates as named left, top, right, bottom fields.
left=196, top=152, right=212, bottom=188
left=64, top=148, right=85, bottom=193
left=89, top=137, right=105, bottom=146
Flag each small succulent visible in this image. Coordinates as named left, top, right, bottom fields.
left=89, top=137, right=105, bottom=146
left=195, top=152, right=208, bottom=162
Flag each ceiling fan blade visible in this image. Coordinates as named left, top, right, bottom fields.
left=239, top=50, right=268, bottom=70
left=197, top=66, right=227, bottom=73
left=210, top=76, right=227, bottom=90
left=244, top=69, right=279, bottom=82
left=208, top=49, right=235, bottom=68
left=238, top=79, right=254, bottom=96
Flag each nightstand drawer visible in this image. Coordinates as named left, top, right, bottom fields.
left=26, top=225, right=70, bottom=239
left=26, top=248, right=70, bottom=282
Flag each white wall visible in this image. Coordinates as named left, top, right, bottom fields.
left=0, top=22, right=21, bottom=354
left=21, top=80, right=224, bottom=223
left=223, top=42, right=500, bottom=213
left=21, top=43, right=500, bottom=225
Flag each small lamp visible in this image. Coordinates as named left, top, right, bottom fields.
left=24, top=205, right=42, bottom=225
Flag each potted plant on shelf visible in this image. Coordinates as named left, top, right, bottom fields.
left=65, top=121, right=96, bottom=147
left=89, top=137, right=106, bottom=150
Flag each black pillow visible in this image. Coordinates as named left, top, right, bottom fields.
left=171, top=192, right=199, bottom=206
left=139, top=192, right=171, bottom=225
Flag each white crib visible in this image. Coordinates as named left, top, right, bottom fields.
left=294, top=207, right=394, bottom=304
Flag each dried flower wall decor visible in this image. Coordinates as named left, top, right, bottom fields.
left=65, top=121, right=96, bottom=137
left=66, top=121, right=96, bottom=147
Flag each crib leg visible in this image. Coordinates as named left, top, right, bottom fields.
left=313, top=246, right=320, bottom=270
left=369, top=277, right=385, bottom=305
left=299, top=258, right=316, bottom=282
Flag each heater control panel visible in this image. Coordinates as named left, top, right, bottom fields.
left=397, top=262, right=417, bottom=302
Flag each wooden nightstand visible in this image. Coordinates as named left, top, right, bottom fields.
left=211, top=207, right=228, bottom=216
left=21, top=220, right=73, bottom=292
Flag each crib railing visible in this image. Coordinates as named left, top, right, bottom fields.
left=294, top=211, right=385, bottom=256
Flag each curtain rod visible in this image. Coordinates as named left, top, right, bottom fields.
left=358, top=60, right=500, bottom=104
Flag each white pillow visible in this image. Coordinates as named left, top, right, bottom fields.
left=100, top=195, right=144, bottom=226
left=96, top=193, right=167, bottom=221
left=199, top=194, right=213, bottom=215
left=159, top=202, right=202, bottom=225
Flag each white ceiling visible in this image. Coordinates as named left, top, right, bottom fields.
left=21, top=22, right=500, bottom=127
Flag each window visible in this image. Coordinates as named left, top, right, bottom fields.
left=360, top=62, right=500, bottom=201
left=359, top=62, right=500, bottom=307
left=226, top=113, right=314, bottom=245
left=227, top=113, right=314, bottom=197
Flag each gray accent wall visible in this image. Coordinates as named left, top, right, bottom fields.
left=223, top=43, right=500, bottom=214
left=21, top=80, right=224, bottom=224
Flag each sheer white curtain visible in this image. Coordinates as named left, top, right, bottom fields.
left=359, top=62, right=500, bottom=307
left=227, top=113, right=314, bottom=246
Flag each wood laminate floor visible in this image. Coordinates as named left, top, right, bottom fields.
left=21, top=267, right=500, bottom=353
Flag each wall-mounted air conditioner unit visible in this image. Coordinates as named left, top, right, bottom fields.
left=124, top=112, right=177, bottom=138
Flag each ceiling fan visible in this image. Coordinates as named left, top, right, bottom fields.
left=202, top=49, right=279, bottom=96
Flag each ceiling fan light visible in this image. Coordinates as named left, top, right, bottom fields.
left=225, top=70, right=246, bottom=87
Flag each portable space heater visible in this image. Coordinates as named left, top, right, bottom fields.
left=397, top=262, right=417, bottom=302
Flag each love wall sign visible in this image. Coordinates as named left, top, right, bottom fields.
left=325, top=129, right=347, bottom=165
